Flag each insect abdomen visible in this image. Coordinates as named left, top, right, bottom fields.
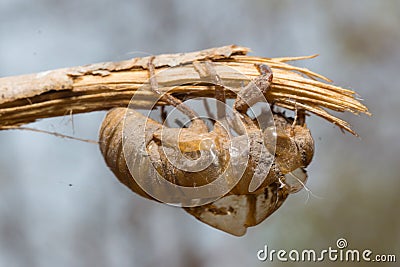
left=99, top=108, right=153, bottom=200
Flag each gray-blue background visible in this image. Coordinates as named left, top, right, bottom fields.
left=1, top=1, right=399, bottom=266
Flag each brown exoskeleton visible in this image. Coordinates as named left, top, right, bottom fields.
left=99, top=58, right=314, bottom=236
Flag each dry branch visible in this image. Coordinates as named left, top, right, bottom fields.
left=0, top=45, right=369, bottom=135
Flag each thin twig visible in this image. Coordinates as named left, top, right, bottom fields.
left=1, top=126, right=98, bottom=144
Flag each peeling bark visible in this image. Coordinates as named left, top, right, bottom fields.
left=0, top=45, right=369, bottom=134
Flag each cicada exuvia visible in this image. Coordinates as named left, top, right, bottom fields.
left=99, top=59, right=314, bottom=236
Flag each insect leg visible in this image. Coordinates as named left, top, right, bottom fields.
left=290, top=101, right=306, bottom=136
left=231, top=63, right=274, bottom=133
left=198, top=61, right=232, bottom=138
left=148, top=56, right=207, bottom=133
left=203, top=61, right=226, bottom=119
left=233, top=64, right=273, bottom=114
left=160, top=105, right=167, bottom=125
left=202, top=97, right=215, bottom=119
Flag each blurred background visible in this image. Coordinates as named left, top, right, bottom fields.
left=0, top=0, right=399, bottom=266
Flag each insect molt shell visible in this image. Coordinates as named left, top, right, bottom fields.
left=99, top=107, right=314, bottom=236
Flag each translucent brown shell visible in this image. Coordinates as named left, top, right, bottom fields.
left=99, top=107, right=314, bottom=236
